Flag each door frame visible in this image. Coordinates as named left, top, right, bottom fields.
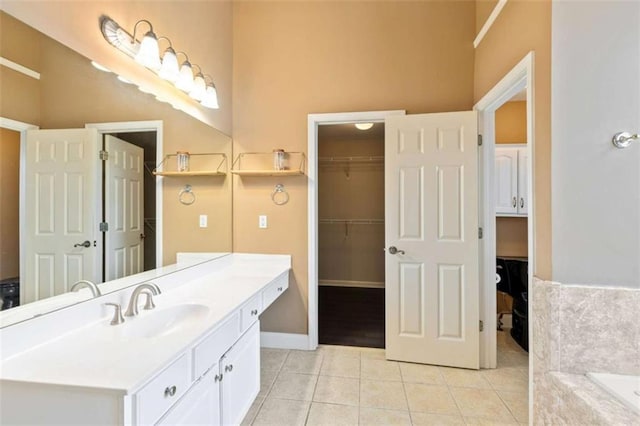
left=306, top=110, right=405, bottom=350
left=0, top=117, right=39, bottom=305
left=474, top=52, right=535, bottom=368
left=85, top=120, right=164, bottom=270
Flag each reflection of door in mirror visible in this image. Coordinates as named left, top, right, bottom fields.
left=0, top=125, right=158, bottom=308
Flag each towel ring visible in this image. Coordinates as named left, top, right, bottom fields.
left=271, top=184, right=289, bottom=206
left=179, top=184, right=196, bottom=205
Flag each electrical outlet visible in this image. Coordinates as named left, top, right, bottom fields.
left=259, top=215, right=268, bottom=229
left=199, top=215, right=208, bottom=228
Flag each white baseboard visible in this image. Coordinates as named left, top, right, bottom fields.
left=260, top=332, right=310, bottom=350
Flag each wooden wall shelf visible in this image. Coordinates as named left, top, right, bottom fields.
left=231, top=152, right=306, bottom=177
left=152, top=153, right=227, bottom=177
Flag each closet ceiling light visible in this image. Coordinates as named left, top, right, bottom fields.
left=99, top=15, right=220, bottom=109
left=355, top=123, right=374, bottom=130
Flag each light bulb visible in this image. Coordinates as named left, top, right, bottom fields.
left=158, top=47, right=179, bottom=82
left=135, top=30, right=161, bottom=70
left=201, top=83, right=219, bottom=109
left=175, top=62, right=194, bottom=92
left=355, top=123, right=374, bottom=130
left=189, top=73, right=206, bottom=101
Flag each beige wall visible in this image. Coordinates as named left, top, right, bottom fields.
left=0, top=128, right=20, bottom=280
left=318, top=133, right=385, bottom=285
left=0, top=12, right=232, bottom=268
left=0, top=0, right=232, bottom=134
left=476, top=0, right=499, bottom=34
left=474, top=0, right=551, bottom=279
left=233, top=1, right=476, bottom=334
left=496, top=101, right=526, bottom=144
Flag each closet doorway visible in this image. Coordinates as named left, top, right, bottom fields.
left=317, top=123, right=385, bottom=348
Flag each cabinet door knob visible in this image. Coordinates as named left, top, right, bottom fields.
left=512, top=197, right=517, bottom=208
left=164, top=385, right=177, bottom=397
left=251, top=309, right=258, bottom=315
left=520, top=197, right=524, bottom=208
left=225, top=364, right=234, bottom=372
left=277, top=287, right=283, bottom=291
left=215, top=373, right=223, bottom=382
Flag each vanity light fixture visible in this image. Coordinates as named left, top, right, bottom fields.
left=355, top=123, right=374, bottom=130
left=100, top=15, right=220, bottom=109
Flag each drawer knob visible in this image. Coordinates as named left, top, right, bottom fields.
left=277, top=287, right=283, bottom=291
left=251, top=309, right=258, bottom=316
left=215, top=373, right=223, bottom=382
left=225, top=364, right=234, bottom=373
left=164, top=385, right=177, bottom=397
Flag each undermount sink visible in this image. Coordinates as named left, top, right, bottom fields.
left=120, top=303, right=210, bottom=339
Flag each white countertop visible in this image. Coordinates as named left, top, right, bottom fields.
left=0, top=254, right=290, bottom=394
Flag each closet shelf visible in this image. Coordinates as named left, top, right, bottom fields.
left=318, top=156, right=384, bottom=164
left=319, top=219, right=384, bottom=225
left=231, top=152, right=306, bottom=177
left=152, top=153, right=228, bottom=177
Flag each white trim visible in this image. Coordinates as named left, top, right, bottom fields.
left=260, top=332, right=310, bottom=350
left=0, top=117, right=39, bottom=306
left=474, top=52, right=535, bottom=371
left=0, top=57, right=40, bottom=80
left=85, top=121, right=164, bottom=268
left=307, top=110, right=405, bottom=351
left=474, top=0, right=508, bottom=49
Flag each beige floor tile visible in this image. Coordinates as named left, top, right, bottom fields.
left=463, top=416, right=520, bottom=425
left=361, top=358, right=402, bottom=381
left=252, top=398, right=310, bottom=426
left=258, top=369, right=278, bottom=398
left=481, top=368, right=528, bottom=392
left=268, top=372, right=318, bottom=401
left=439, top=367, right=492, bottom=389
left=359, top=407, right=411, bottom=425
left=261, top=348, right=289, bottom=372
left=318, top=345, right=363, bottom=358
left=313, top=375, right=360, bottom=406
left=360, top=379, right=408, bottom=410
left=496, top=390, right=529, bottom=423
left=320, top=354, right=361, bottom=378
left=240, top=396, right=264, bottom=426
left=410, top=412, right=465, bottom=425
left=449, top=387, right=515, bottom=422
left=282, top=350, right=324, bottom=374
left=399, top=363, right=444, bottom=385
left=306, top=402, right=359, bottom=426
left=360, top=347, right=387, bottom=360
left=497, top=351, right=529, bottom=368
left=403, top=383, right=460, bottom=415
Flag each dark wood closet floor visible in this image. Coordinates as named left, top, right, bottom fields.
left=318, top=286, right=385, bottom=348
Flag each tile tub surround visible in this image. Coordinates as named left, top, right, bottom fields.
left=532, top=279, right=640, bottom=424
left=243, top=336, right=529, bottom=425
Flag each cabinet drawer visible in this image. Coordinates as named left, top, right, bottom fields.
left=240, top=293, right=262, bottom=332
left=134, top=353, right=190, bottom=426
left=262, top=273, right=288, bottom=310
left=193, top=313, right=240, bottom=379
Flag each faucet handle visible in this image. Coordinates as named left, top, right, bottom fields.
left=143, top=291, right=156, bottom=310
left=105, top=303, right=125, bottom=325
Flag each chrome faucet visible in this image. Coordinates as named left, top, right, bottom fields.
left=124, top=282, right=162, bottom=317
left=70, top=280, right=102, bottom=297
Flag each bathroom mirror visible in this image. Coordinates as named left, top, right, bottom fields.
left=0, top=11, right=232, bottom=327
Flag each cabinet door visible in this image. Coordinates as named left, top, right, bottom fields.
left=495, top=148, right=518, bottom=215
left=517, top=148, right=528, bottom=215
left=157, top=365, right=220, bottom=426
left=221, top=321, right=260, bottom=426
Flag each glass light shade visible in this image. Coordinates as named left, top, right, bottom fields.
left=175, top=62, right=194, bottom=92
left=189, top=73, right=207, bottom=101
left=158, top=48, right=179, bottom=82
left=201, top=84, right=219, bottom=109
left=355, top=123, right=374, bottom=130
left=135, top=31, right=161, bottom=70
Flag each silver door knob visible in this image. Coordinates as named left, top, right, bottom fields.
left=388, top=246, right=405, bottom=255
left=74, top=240, right=91, bottom=248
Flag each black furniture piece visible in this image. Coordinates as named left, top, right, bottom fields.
left=0, top=277, right=20, bottom=310
left=496, top=258, right=528, bottom=352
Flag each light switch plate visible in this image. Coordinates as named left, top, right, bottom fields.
left=199, top=215, right=208, bottom=228
left=259, top=215, right=268, bottom=229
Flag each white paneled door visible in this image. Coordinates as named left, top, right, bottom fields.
left=24, top=129, right=99, bottom=303
left=385, top=112, right=479, bottom=369
left=104, top=135, right=144, bottom=281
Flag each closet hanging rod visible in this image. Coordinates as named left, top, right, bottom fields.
left=319, top=218, right=384, bottom=225
left=318, top=156, right=384, bottom=164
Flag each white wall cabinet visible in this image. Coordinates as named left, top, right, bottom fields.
left=495, top=145, right=528, bottom=216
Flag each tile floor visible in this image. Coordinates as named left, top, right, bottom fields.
left=242, top=328, right=528, bottom=425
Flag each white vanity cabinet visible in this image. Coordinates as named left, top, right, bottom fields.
left=495, top=145, right=528, bottom=216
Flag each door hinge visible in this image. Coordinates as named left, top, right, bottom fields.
left=478, top=134, right=483, bottom=146
left=99, top=150, right=109, bottom=161
left=99, top=222, right=109, bottom=232
left=478, top=227, right=483, bottom=239
left=479, top=320, right=484, bottom=332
